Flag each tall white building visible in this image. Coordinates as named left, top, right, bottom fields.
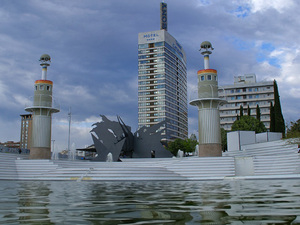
left=218, top=74, right=274, bottom=131
left=138, top=2, right=188, bottom=142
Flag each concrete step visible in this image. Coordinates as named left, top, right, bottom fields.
left=0, top=139, right=298, bottom=181
left=225, top=148, right=297, bottom=157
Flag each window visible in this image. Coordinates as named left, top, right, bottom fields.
left=248, top=88, right=252, bottom=92
left=155, top=42, right=164, bottom=47
left=35, top=86, right=38, bottom=90
left=47, top=86, right=51, bottom=91
left=201, top=75, right=205, bottom=81
left=207, top=75, right=212, bottom=80
left=39, top=85, right=44, bottom=90
left=138, top=44, right=148, bottom=49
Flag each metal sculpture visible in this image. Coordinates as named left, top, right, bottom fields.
left=90, top=115, right=173, bottom=161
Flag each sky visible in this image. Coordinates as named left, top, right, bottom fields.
left=0, top=0, right=299, bottom=151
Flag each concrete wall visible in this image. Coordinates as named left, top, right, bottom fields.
left=256, top=132, right=282, bottom=143
left=234, top=157, right=254, bottom=176
left=32, top=115, right=51, bottom=148
left=198, top=143, right=222, bottom=157
left=227, top=131, right=256, bottom=151
left=198, top=108, right=221, bottom=144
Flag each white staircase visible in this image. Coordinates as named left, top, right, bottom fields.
left=0, top=153, right=28, bottom=180
left=15, top=159, right=59, bottom=179
left=164, top=157, right=235, bottom=180
left=0, top=139, right=299, bottom=181
left=49, top=159, right=185, bottom=181
left=9, top=157, right=236, bottom=181
left=224, top=139, right=300, bottom=176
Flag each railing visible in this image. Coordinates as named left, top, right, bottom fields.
left=189, top=88, right=226, bottom=102
left=25, top=95, right=60, bottom=111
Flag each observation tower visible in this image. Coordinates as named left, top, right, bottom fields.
left=25, top=54, right=60, bottom=159
left=190, top=42, right=225, bottom=156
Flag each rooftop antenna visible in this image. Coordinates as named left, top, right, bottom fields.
left=67, top=107, right=71, bottom=159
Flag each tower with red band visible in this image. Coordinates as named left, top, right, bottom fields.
left=190, top=42, right=226, bottom=156
left=25, top=54, right=60, bottom=159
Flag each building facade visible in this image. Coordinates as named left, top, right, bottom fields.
left=138, top=29, right=188, bottom=142
left=137, top=2, right=188, bottom=142
left=219, top=74, right=274, bottom=131
left=0, top=141, right=20, bottom=149
left=20, top=114, right=33, bottom=149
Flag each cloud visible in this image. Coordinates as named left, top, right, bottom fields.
left=0, top=0, right=299, bottom=150
left=247, top=0, right=295, bottom=13
left=0, top=118, right=20, bottom=142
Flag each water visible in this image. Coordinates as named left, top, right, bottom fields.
left=177, top=150, right=184, bottom=158
left=106, top=153, right=113, bottom=162
left=0, top=179, right=300, bottom=224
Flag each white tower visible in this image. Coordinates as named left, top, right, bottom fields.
left=190, top=42, right=225, bottom=156
left=25, top=54, right=60, bottom=159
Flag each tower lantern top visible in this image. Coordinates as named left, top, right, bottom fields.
left=39, top=54, right=51, bottom=66
left=39, top=54, right=51, bottom=80
left=200, top=41, right=214, bottom=55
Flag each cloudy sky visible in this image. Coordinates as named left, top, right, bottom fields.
left=0, top=0, right=299, bottom=151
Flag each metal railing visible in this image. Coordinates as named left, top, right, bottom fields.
left=25, top=95, right=60, bottom=110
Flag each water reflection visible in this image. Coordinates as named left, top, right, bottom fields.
left=17, top=182, right=54, bottom=224
left=0, top=179, right=299, bottom=224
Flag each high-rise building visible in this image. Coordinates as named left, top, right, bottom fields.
left=20, top=114, right=32, bottom=149
left=138, top=2, right=188, bottom=142
left=218, top=74, right=274, bottom=131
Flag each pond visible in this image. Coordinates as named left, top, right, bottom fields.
left=0, top=179, right=299, bottom=224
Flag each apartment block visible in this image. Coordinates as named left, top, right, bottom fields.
left=219, top=74, right=274, bottom=131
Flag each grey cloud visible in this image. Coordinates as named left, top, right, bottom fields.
left=0, top=0, right=299, bottom=150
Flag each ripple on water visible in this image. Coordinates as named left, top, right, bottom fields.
left=0, top=179, right=300, bottom=224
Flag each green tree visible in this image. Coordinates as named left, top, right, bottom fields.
left=270, top=102, right=275, bottom=132
left=247, top=105, right=251, bottom=116
left=167, top=139, right=184, bottom=156
left=167, top=136, right=198, bottom=156
left=183, top=138, right=198, bottom=153
left=286, top=119, right=300, bottom=138
left=273, top=80, right=285, bottom=136
left=231, top=115, right=267, bottom=133
left=256, top=104, right=261, bottom=122
left=220, top=128, right=227, bottom=151
left=239, top=105, right=244, bottom=117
